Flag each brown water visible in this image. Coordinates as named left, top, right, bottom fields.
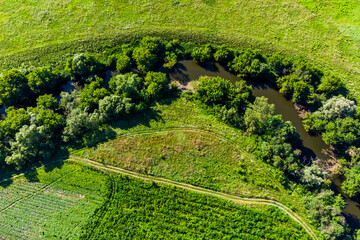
left=167, top=59, right=360, bottom=230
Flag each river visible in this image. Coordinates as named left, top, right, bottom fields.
left=165, top=59, right=360, bottom=230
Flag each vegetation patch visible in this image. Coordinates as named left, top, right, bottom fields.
left=80, top=174, right=310, bottom=240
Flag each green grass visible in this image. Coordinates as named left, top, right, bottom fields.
left=0, top=0, right=360, bottom=99
left=81, top=174, right=311, bottom=239
left=0, top=162, right=108, bottom=239
left=75, top=94, right=320, bottom=236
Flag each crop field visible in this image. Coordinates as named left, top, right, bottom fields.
left=0, top=160, right=313, bottom=240
left=81, top=175, right=311, bottom=239
left=0, top=0, right=360, bottom=99
left=0, top=163, right=108, bottom=239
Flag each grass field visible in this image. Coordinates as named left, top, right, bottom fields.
left=0, top=0, right=360, bottom=99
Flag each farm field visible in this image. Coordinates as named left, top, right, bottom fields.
left=0, top=160, right=312, bottom=240
left=0, top=0, right=359, bottom=99
left=0, top=162, right=108, bottom=239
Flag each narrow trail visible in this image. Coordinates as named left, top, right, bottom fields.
left=69, top=155, right=319, bottom=240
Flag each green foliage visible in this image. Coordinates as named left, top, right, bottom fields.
left=322, top=117, right=360, bottom=150
left=214, top=44, right=234, bottom=64
left=0, top=69, right=30, bottom=106
left=195, top=76, right=252, bottom=114
left=109, top=73, right=144, bottom=102
left=132, top=36, right=165, bottom=73
left=116, top=54, right=132, bottom=73
left=65, top=53, right=104, bottom=82
left=277, top=74, right=317, bottom=105
left=163, top=52, right=178, bottom=69
left=142, top=71, right=169, bottom=102
left=317, top=74, right=348, bottom=99
left=79, top=77, right=110, bottom=111
left=31, top=108, right=65, bottom=134
left=0, top=107, right=30, bottom=140
left=62, top=108, right=103, bottom=143
left=301, top=164, right=326, bottom=188
left=27, top=67, right=59, bottom=95
left=191, top=43, right=214, bottom=64
left=303, top=190, right=346, bottom=239
left=292, top=81, right=316, bottom=105
left=229, top=49, right=269, bottom=80
left=81, top=175, right=310, bottom=239
left=342, top=164, right=360, bottom=197
left=244, top=96, right=275, bottom=134
left=5, top=125, right=55, bottom=169
left=36, top=94, right=58, bottom=110
left=99, top=95, right=134, bottom=121
left=318, top=96, right=356, bottom=120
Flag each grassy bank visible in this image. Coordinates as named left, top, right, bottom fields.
left=0, top=0, right=359, bottom=98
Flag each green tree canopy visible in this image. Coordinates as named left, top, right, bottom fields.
left=0, top=69, right=30, bottom=106
left=36, top=94, right=58, bottom=110
left=27, top=67, right=59, bottom=95
left=342, top=164, right=360, bottom=198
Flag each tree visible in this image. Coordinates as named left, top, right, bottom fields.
left=79, top=78, right=110, bottom=111
left=244, top=96, right=275, bottom=134
left=229, top=49, right=269, bottom=80
left=27, top=67, right=59, bottom=95
left=33, top=108, right=65, bottom=134
left=141, top=72, right=169, bottom=102
left=214, top=44, right=234, bottom=64
left=62, top=108, right=103, bottom=143
left=0, top=107, right=30, bottom=140
left=342, top=165, right=360, bottom=197
left=292, top=81, right=316, bottom=105
left=132, top=37, right=165, bottom=73
left=109, top=73, right=144, bottom=102
left=195, top=76, right=235, bottom=106
left=317, top=74, right=347, bottom=99
left=0, top=69, right=30, bottom=106
left=36, top=94, right=58, bottom=110
left=99, top=95, right=134, bottom=121
left=116, top=54, right=132, bottom=73
left=191, top=44, right=213, bottom=65
left=316, top=96, right=356, bottom=120
left=322, top=117, right=360, bottom=150
left=6, top=125, right=55, bottom=169
left=65, top=53, right=103, bottom=82
left=301, top=164, right=326, bottom=187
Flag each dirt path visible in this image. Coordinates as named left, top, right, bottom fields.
left=69, top=155, right=319, bottom=240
